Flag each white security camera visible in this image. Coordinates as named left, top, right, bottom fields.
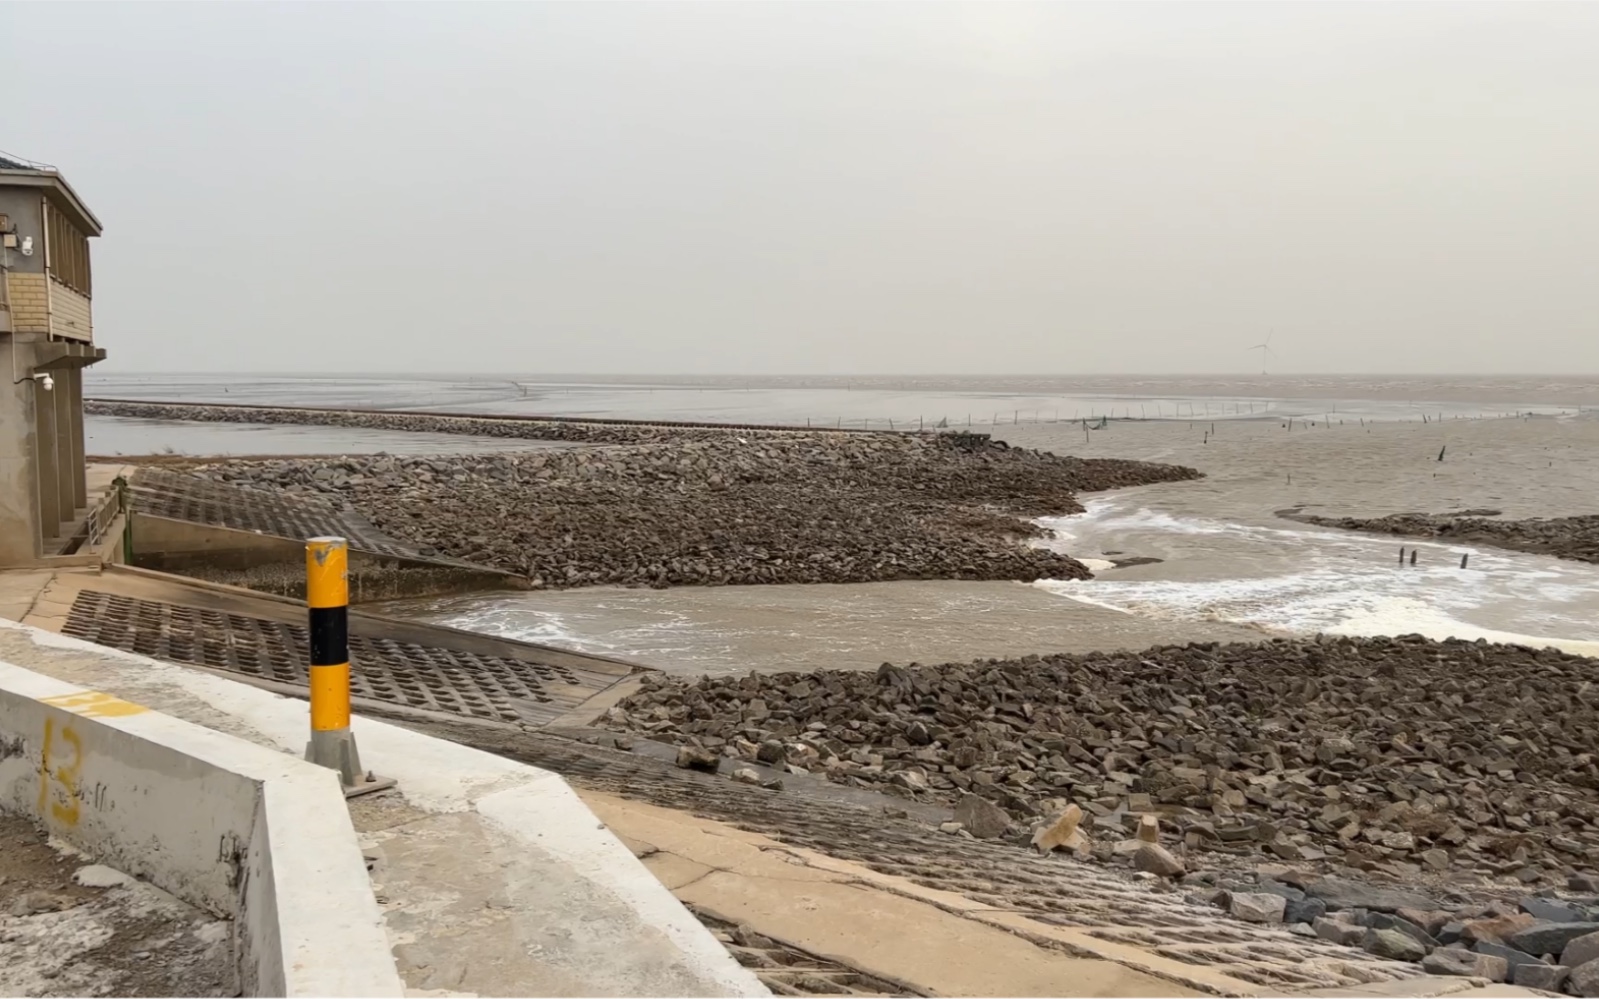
left=33, top=373, right=53, bottom=391
left=19, top=236, right=33, bottom=256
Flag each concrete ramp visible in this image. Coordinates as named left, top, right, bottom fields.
left=124, top=468, right=519, bottom=602
left=23, top=566, right=645, bottom=730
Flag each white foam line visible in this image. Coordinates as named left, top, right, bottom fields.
left=1032, top=500, right=1599, bottom=658
left=1328, top=599, right=1599, bottom=658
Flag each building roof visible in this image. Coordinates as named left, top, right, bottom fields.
left=0, top=149, right=102, bottom=235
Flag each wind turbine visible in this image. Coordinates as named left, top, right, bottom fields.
left=1247, top=332, right=1275, bottom=375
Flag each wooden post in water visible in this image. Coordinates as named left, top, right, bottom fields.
left=1461, top=553, right=1469, bottom=569
left=1399, top=546, right=1406, bottom=565
left=1410, top=549, right=1418, bottom=566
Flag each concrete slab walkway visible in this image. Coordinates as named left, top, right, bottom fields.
left=586, top=792, right=1204, bottom=997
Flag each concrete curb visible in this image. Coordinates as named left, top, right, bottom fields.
left=0, top=616, right=768, bottom=997
left=0, top=656, right=403, bottom=997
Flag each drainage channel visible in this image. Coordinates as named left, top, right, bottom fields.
left=61, top=589, right=619, bottom=728
left=129, top=468, right=504, bottom=572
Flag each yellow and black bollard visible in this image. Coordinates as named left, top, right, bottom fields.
left=305, top=537, right=393, bottom=797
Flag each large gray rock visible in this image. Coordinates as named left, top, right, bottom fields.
left=1512, top=963, right=1569, bottom=992
left=1563, top=930, right=1599, bottom=969
left=1314, top=917, right=1366, bottom=947
left=953, top=794, right=1012, bottom=840
left=1421, top=947, right=1509, bottom=982
left=1304, top=877, right=1441, bottom=913
left=1286, top=896, right=1329, bottom=925
left=1133, top=843, right=1185, bottom=878
left=1369, top=912, right=1439, bottom=950
left=1363, top=928, right=1429, bottom=963
left=1522, top=896, right=1592, bottom=923
left=675, top=745, right=720, bottom=773
left=1473, top=940, right=1548, bottom=975
left=1572, top=960, right=1599, bottom=999
left=1231, top=892, right=1287, bottom=924
left=1510, top=921, right=1599, bottom=959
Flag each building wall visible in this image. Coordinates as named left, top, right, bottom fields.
left=0, top=336, right=42, bottom=564
left=0, top=179, right=98, bottom=565
left=5, top=273, right=50, bottom=334
left=0, top=189, right=45, bottom=277
left=1, top=186, right=92, bottom=341
left=49, top=283, right=91, bottom=341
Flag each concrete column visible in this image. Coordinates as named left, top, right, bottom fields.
left=34, top=369, right=60, bottom=542
left=0, top=335, right=44, bottom=565
left=54, top=368, right=76, bottom=525
left=67, top=367, right=86, bottom=508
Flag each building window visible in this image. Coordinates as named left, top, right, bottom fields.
left=45, top=202, right=92, bottom=298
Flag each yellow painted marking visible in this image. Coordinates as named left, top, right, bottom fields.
left=309, top=663, right=352, bottom=731
left=38, top=716, right=82, bottom=827
left=40, top=690, right=149, bottom=718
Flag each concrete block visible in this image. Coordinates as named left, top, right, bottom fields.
left=0, top=657, right=402, bottom=996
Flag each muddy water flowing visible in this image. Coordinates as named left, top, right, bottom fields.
left=92, top=373, right=1599, bottom=672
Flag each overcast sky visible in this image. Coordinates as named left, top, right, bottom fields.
left=5, top=3, right=1597, bottom=375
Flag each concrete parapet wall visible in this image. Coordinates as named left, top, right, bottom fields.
left=0, top=654, right=403, bottom=997
left=49, top=281, right=92, bottom=341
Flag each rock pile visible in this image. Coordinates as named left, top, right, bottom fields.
left=1286, top=510, right=1599, bottom=566
left=193, top=434, right=1197, bottom=589
left=1185, top=869, right=1599, bottom=992
left=602, top=635, right=1599, bottom=887
left=87, top=400, right=820, bottom=446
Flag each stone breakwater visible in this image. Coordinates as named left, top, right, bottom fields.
left=1286, top=510, right=1599, bottom=566
left=192, top=433, right=1198, bottom=589
left=87, top=399, right=900, bottom=446
left=602, top=635, right=1599, bottom=889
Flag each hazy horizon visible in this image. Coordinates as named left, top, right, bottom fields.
left=8, top=3, right=1599, bottom=375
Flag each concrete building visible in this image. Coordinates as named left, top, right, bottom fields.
left=0, top=151, right=105, bottom=566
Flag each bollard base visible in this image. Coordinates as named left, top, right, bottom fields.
left=340, top=771, right=398, bottom=799
left=306, top=728, right=396, bottom=798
